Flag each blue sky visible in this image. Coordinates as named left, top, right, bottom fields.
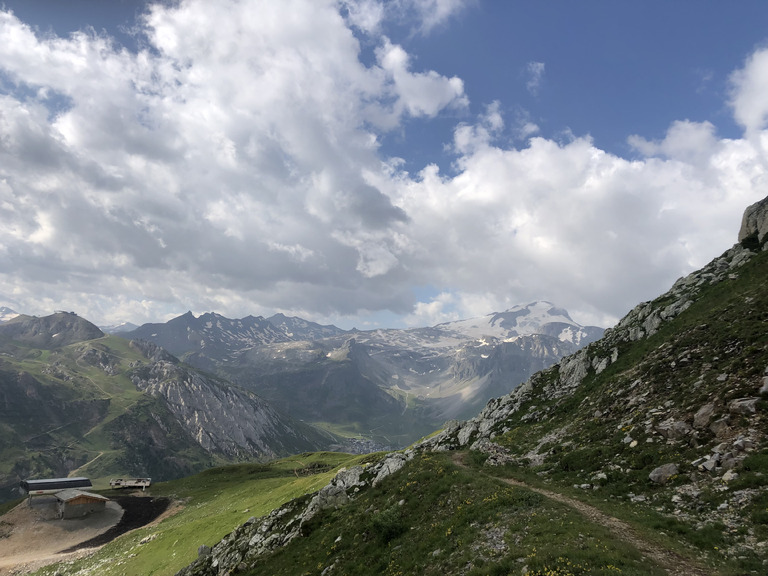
left=0, top=0, right=767, bottom=330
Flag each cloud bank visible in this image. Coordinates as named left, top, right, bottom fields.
left=0, top=0, right=766, bottom=329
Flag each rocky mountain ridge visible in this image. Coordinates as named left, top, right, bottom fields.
left=130, top=353, right=332, bottom=459
left=124, top=302, right=602, bottom=446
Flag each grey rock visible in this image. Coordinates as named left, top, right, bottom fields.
left=471, top=438, right=516, bottom=466
left=710, top=417, right=730, bottom=439
left=733, top=437, right=755, bottom=452
left=372, top=453, right=409, bottom=486
left=738, top=195, right=768, bottom=243
left=656, top=419, right=691, bottom=440
left=649, top=463, right=679, bottom=485
left=693, top=403, right=715, bottom=429
left=457, top=422, right=479, bottom=446
left=722, top=470, right=739, bottom=482
left=728, top=397, right=759, bottom=415
left=333, top=466, right=364, bottom=490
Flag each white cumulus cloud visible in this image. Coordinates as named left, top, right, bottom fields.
left=0, top=0, right=766, bottom=332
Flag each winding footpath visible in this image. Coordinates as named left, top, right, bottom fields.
left=451, top=453, right=710, bottom=576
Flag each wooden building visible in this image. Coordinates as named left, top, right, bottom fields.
left=55, top=489, right=109, bottom=519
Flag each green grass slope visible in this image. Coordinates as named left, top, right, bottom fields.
left=241, top=451, right=669, bottom=576
left=29, top=452, right=362, bottom=576
left=420, top=242, right=768, bottom=574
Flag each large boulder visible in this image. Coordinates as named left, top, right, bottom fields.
left=649, top=463, right=679, bottom=485
left=738, top=195, right=768, bottom=244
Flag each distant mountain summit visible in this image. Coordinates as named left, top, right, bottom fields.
left=100, top=321, right=140, bottom=334
left=124, top=311, right=345, bottom=363
left=0, top=311, right=103, bottom=348
left=0, top=307, right=19, bottom=323
left=434, top=301, right=603, bottom=346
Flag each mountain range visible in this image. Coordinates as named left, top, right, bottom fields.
left=0, top=300, right=600, bottom=500
left=120, top=301, right=603, bottom=445
left=0, top=316, right=334, bottom=502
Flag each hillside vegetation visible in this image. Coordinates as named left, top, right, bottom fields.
left=29, top=452, right=363, bottom=576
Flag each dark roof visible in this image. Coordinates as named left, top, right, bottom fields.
left=24, top=477, right=91, bottom=486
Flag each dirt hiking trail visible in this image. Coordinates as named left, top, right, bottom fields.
left=452, top=452, right=710, bottom=576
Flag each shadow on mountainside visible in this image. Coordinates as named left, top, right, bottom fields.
left=59, top=496, right=170, bottom=553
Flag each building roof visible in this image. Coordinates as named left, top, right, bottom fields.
left=25, top=477, right=91, bottom=486
left=55, top=489, right=110, bottom=503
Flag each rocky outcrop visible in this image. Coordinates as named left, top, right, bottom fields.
left=129, top=339, right=179, bottom=363
left=738, top=195, right=768, bottom=245
left=649, top=463, right=679, bottom=485
left=131, top=361, right=329, bottom=459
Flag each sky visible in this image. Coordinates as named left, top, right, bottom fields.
left=1, top=0, right=767, bottom=331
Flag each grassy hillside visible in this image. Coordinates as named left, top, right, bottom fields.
left=30, top=452, right=364, bottom=576
left=238, top=451, right=673, bottom=576
left=412, top=243, right=768, bottom=574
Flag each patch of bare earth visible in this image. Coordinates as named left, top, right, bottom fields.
left=0, top=496, right=123, bottom=575
left=0, top=495, right=172, bottom=575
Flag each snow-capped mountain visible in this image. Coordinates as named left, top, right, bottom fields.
left=100, top=321, right=140, bottom=334
left=434, top=301, right=603, bottom=346
left=0, top=306, right=19, bottom=323
left=123, top=302, right=602, bottom=446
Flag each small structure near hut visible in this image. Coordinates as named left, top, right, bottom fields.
left=109, top=477, right=151, bottom=490
left=55, top=489, right=110, bottom=519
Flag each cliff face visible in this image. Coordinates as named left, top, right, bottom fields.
left=131, top=360, right=330, bottom=459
